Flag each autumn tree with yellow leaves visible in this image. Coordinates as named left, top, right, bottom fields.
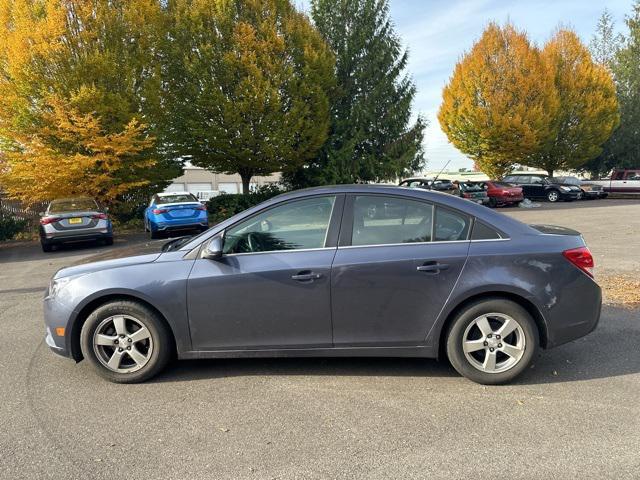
left=528, top=29, right=619, bottom=177
left=439, top=23, right=618, bottom=178
left=0, top=0, right=177, bottom=205
left=438, top=23, right=558, bottom=179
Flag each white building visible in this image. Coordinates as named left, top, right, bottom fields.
left=165, top=163, right=281, bottom=195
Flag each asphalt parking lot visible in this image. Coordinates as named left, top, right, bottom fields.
left=1, top=199, right=639, bottom=479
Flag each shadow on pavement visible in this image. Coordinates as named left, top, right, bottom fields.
left=151, top=305, right=639, bottom=386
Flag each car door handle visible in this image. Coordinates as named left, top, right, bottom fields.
left=417, top=262, right=449, bottom=273
left=291, top=271, right=323, bottom=282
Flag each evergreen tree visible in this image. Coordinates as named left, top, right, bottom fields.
left=586, top=2, right=640, bottom=175
left=289, top=0, right=426, bottom=187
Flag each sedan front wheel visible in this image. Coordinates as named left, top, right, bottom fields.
left=446, top=299, right=538, bottom=384
left=80, top=300, right=172, bottom=383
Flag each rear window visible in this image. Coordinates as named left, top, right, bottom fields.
left=157, top=194, right=198, bottom=204
left=459, top=183, right=482, bottom=192
left=49, top=198, right=98, bottom=213
left=471, top=221, right=502, bottom=240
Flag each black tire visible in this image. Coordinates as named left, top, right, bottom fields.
left=445, top=298, right=539, bottom=385
left=80, top=300, right=172, bottom=383
left=104, top=236, right=114, bottom=246
left=150, top=229, right=161, bottom=239
left=41, top=241, right=53, bottom=252
left=488, top=197, right=497, bottom=208
left=546, top=190, right=560, bottom=202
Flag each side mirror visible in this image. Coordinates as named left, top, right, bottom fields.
left=202, top=235, right=223, bottom=260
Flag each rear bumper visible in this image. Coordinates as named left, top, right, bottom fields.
left=150, top=218, right=208, bottom=231
left=42, top=229, right=112, bottom=244
left=493, top=195, right=523, bottom=204
left=545, top=277, right=602, bottom=348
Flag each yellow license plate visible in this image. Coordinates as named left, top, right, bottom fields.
left=69, top=217, right=82, bottom=224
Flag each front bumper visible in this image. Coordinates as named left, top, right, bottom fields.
left=559, top=191, right=580, bottom=200
left=43, top=289, right=76, bottom=358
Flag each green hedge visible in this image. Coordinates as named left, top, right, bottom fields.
left=207, top=184, right=284, bottom=225
left=0, top=215, right=29, bottom=241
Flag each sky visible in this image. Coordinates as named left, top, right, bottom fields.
left=297, top=0, right=633, bottom=172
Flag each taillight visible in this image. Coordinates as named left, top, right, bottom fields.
left=563, top=246, right=594, bottom=278
left=196, top=205, right=207, bottom=211
left=40, top=216, right=60, bottom=225
left=152, top=208, right=168, bottom=214
left=92, top=213, right=108, bottom=220
left=463, top=193, right=471, bottom=198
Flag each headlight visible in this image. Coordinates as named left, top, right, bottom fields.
left=47, top=276, right=73, bottom=298
left=560, top=186, right=571, bottom=192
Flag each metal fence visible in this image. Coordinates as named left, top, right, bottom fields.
left=0, top=196, right=48, bottom=226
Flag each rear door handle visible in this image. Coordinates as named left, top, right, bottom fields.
left=417, top=262, right=449, bottom=273
left=291, top=271, right=323, bottom=282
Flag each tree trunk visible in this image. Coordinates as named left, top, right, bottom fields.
left=547, top=168, right=554, bottom=178
left=239, top=171, right=253, bottom=194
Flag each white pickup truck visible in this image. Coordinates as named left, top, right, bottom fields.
left=589, top=169, right=640, bottom=195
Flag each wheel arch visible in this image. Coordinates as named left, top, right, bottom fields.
left=436, top=291, right=548, bottom=361
left=69, top=293, right=177, bottom=362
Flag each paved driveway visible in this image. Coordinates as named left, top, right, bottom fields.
left=1, top=201, right=639, bottom=479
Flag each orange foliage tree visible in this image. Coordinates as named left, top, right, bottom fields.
left=0, top=0, right=172, bottom=205
left=528, top=29, right=619, bottom=177
left=438, top=23, right=558, bottom=179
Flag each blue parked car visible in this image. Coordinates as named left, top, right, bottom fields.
left=144, top=192, right=208, bottom=238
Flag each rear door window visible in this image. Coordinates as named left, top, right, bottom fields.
left=351, top=196, right=433, bottom=246
left=434, top=207, right=471, bottom=241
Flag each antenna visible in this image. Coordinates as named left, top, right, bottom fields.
left=432, top=160, right=451, bottom=183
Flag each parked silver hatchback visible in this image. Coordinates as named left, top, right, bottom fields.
left=39, top=197, right=113, bottom=252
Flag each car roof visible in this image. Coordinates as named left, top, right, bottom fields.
left=50, top=197, right=96, bottom=203
left=158, top=191, right=193, bottom=197
left=179, top=184, right=537, bottom=252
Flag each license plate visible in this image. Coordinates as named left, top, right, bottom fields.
left=69, top=217, right=82, bottom=224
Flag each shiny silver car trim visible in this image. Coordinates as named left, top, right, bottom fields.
left=224, top=246, right=336, bottom=257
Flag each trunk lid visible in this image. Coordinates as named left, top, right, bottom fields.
left=529, top=224, right=581, bottom=236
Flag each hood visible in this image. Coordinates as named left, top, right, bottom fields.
left=54, top=241, right=164, bottom=279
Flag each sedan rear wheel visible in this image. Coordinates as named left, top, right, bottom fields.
left=80, top=300, right=172, bottom=383
left=446, top=299, right=538, bottom=384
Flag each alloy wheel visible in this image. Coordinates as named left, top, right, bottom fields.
left=93, top=315, right=154, bottom=373
left=462, top=313, right=526, bottom=374
left=548, top=191, right=559, bottom=202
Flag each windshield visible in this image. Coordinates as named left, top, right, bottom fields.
left=158, top=194, right=198, bottom=204
left=49, top=198, right=99, bottom=213
left=459, top=183, right=482, bottom=192
left=492, top=182, right=515, bottom=188
left=161, top=235, right=195, bottom=252
left=552, top=177, right=579, bottom=185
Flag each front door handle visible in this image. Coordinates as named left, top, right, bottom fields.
left=417, top=262, right=449, bottom=273
left=291, top=271, right=323, bottom=282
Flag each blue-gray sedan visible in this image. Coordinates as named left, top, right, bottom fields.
left=44, top=185, right=601, bottom=384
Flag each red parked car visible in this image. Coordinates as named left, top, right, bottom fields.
left=476, top=181, right=524, bottom=207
